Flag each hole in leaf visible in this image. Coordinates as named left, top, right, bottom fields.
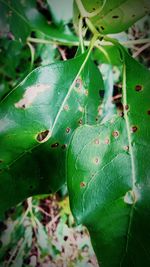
left=61, top=144, right=67, bottom=150
left=51, top=142, right=59, bottom=148
left=124, top=190, right=136, bottom=204
left=131, top=126, right=138, bottom=133
left=0, top=160, right=3, bottom=163
left=64, top=236, right=68, bottom=241
left=100, top=26, right=105, bottom=30
left=78, top=119, right=83, bottom=125
left=135, top=84, right=143, bottom=92
left=66, top=127, right=71, bottom=133
left=112, top=15, right=119, bottom=19
left=36, top=130, right=51, bottom=143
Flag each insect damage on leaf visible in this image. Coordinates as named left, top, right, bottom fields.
left=14, top=84, right=50, bottom=109
left=36, top=130, right=51, bottom=143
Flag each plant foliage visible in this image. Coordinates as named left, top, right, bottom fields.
left=0, top=0, right=150, bottom=266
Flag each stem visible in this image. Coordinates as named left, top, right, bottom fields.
left=95, top=44, right=111, bottom=64
left=27, top=42, right=35, bottom=71
left=85, top=17, right=100, bottom=35
left=79, top=17, right=85, bottom=53
left=27, top=37, right=79, bottom=47
left=75, top=0, right=106, bottom=18
left=28, top=37, right=150, bottom=48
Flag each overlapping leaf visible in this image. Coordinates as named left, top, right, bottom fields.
left=74, top=0, right=150, bottom=34
left=0, top=0, right=77, bottom=43
left=67, top=51, right=150, bottom=266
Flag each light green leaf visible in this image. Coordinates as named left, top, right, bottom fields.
left=74, top=0, right=150, bottom=34
left=67, top=51, right=150, bottom=267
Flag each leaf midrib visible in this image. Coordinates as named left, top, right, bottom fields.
left=120, top=63, right=137, bottom=265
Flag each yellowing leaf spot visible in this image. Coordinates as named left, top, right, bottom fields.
left=15, top=84, right=50, bottom=109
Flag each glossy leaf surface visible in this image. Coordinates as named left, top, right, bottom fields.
left=74, top=0, right=150, bottom=34
left=0, top=52, right=104, bottom=217
left=67, top=51, right=150, bottom=267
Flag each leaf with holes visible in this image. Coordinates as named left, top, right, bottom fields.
left=74, top=0, right=150, bottom=34
left=0, top=52, right=104, bottom=217
left=67, top=51, right=150, bottom=267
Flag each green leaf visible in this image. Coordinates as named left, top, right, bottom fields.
left=0, top=0, right=78, bottom=44
left=74, top=0, right=150, bottom=34
left=67, top=51, right=150, bottom=266
left=0, top=51, right=104, bottom=217
left=0, top=54, right=85, bottom=216
left=92, top=45, right=123, bottom=66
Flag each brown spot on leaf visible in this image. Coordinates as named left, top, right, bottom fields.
left=78, top=119, right=83, bottom=125
left=36, top=130, right=51, bottom=143
left=135, top=84, right=143, bottom=92
left=147, top=110, right=150, bottom=115
left=94, top=139, right=100, bottom=145
left=104, top=138, right=110, bottom=144
left=124, top=145, right=129, bottom=151
left=112, top=131, right=119, bottom=138
left=124, top=104, right=129, bottom=111
left=131, top=126, right=138, bottom=133
left=66, top=127, right=71, bottom=133
left=80, top=181, right=86, bottom=188
left=0, top=160, right=3, bottom=163
left=61, top=144, right=67, bottom=150
left=94, top=157, right=99, bottom=164
left=63, top=105, right=69, bottom=111
left=51, top=143, right=59, bottom=148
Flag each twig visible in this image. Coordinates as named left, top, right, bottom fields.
left=133, top=42, right=150, bottom=58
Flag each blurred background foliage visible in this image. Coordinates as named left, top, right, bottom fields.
left=0, top=0, right=149, bottom=266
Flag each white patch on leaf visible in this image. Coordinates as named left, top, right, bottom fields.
left=15, top=84, right=50, bottom=108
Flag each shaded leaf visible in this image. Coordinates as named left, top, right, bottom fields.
left=0, top=0, right=78, bottom=43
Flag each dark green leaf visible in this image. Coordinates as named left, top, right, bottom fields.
left=0, top=0, right=78, bottom=44
left=67, top=51, right=150, bottom=267
left=0, top=51, right=103, bottom=217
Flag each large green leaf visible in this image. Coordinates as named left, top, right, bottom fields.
left=0, top=0, right=78, bottom=43
left=67, top=51, right=150, bottom=266
left=0, top=52, right=104, bottom=217
left=73, top=0, right=150, bottom=34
